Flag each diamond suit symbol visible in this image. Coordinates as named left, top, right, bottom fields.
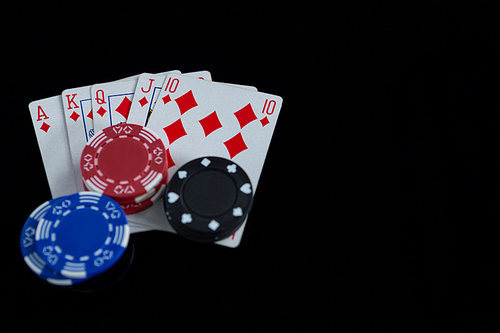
left=201, top=158, right=211, bottom=167
left=138, top=96, right=148, bottom=107
left=70, top=111, right=80, bottom=122
left=123, top=125, right=133, bottom=134
left=174, top=90, right=198, bottom=115
left=162, top=94, right=171, bottom=105
left=199, top=111, right=222, bottom=137
left=223, top=132, right=248, bottom=159
left=97, top=106, right=107, bottom=117
left=115, top=97, right=132, bottom=119
left=208, top=220, right=220, bottom=231
left=233, top=103, right=257, bottom=129
left=260, top=116, right=270, bottom=127
left=40, top=122, right=50, bottom=133
left=114, top=185, right=124, bottom=194
left=163, top=119, right=187, bottom=144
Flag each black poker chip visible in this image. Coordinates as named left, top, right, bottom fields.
left=164, top=156, right=253, bottom=243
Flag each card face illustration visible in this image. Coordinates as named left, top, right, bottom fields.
left=91, top=78, right=139, bottom=133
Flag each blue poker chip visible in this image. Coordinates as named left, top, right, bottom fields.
left=35, top=192, right=130, bottom=279
left=20, top=199, right=87, bottom=286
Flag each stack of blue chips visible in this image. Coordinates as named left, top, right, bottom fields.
left=20, top=191, right=130, bottom=286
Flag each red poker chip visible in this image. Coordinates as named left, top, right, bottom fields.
left=114, top=167, right=168, bottom=205
left=119, top=183, right=167, bottom=214
left=81, top=181, right=166, bottom=215
left=81, top=124, right=167, bottom=202
left=83, top=166, right=168, bottom=205
left=119, top=171, right=168, bottom=214
left=120, top=197, right=155, bottom=215
left=82, top=163, right=168, bottom=215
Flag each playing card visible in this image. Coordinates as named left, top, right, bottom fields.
left=127, top=200, right=174, bottom=233
left=29, top=96, right=78, bottom=198
left=219, top=82, right=258, bottom=91
left=127, top=71, right=181, bottom=126
left=128, top=71, right=212, bottom=127
left=149, top=74, right=282, bottom=188
left=91, top=71, right=209, bottom=132
left=61, top=73, right=156, bottom=192
left=61, top=85, right=94, bottom=191
left=146, top=74, right=283, bottom=247
left=91, top=77, right=140, bottom=134
left=28, top=72, right=280, bottom=242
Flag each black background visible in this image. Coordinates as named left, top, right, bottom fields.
left=2, top=1, right=498, bottom=331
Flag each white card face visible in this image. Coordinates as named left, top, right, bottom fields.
left=146, top=74, right=283, bottom=247
left=61, top=86, right=94, bottom=191
left=126, top=200, right=174, bottom=232
left=127, top=71, right=181, bottom=126
left=29, top=96, right=78, bottom=198
left=218, top=82, right=258, bottom=92
left=60, top=73, right=149, bottom=192
left=28, top=72, right=277, bottom=244
left=128, top=222, right=154, bottom=234
left=148, top=74, right=282, bottom=189
left=62, top=86, right=94, bottom=140
left=128, top=70, right=212, bottom=127
left=91, top=78, right=139, bottom=134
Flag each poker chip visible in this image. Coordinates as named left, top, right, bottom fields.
left=114, top=165, right=168, bottom=205
left=35, top=192, right=130, bottom=279
left=82, top=167, right=168, bottom=215
left=119, top=182, right=167, bottom=214
left=29, top=71, right=282, bottom=258
left=66, top=239, right=135, bottom=293
left=164, top=156, right=253, bottom=243
left=20, top=199, right=86, bottom=286
left=80, top=123, right=167, bottom=204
